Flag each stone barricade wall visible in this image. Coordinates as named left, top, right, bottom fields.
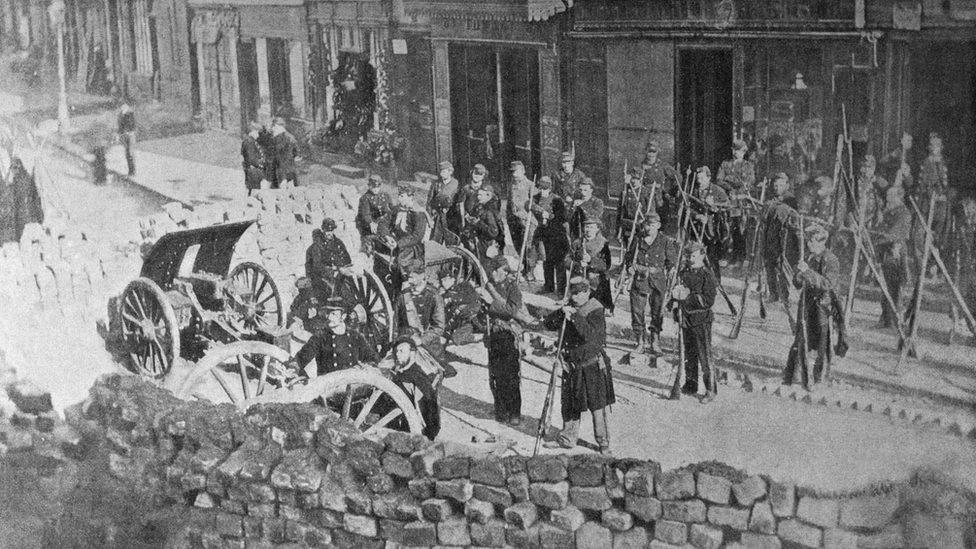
left=2, top=374, right=965, bottom=549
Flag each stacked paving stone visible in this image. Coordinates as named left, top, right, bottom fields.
left=46, top=374, right=976, bottom=549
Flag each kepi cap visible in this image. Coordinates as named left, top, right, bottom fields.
left=323, top=296, right=345, bottom=313
left=569, top=276, right=590, bottom=295
left=685, top=241, right=705, bottom=255
left=397, top=185, right=415, bottom=196
left=321, top=217, right=337, bottom=231
left=732, top=139, right=748, bottom=151
left=472, top=164, right=488, bottom=175
left=368, top=174, right=383, bottom=186
left=272, top=117, right=287, bottom=127
left=438, top=161, right=454, bottom=171
left=805, top=223, right=829, bottom=242
left=646, top=140, right=660, bottom=152
left=537, top=176, right=552, bottom=189
left=561, top=151, right=575, bottom=162
left=509, top=160, right=524, bottom=171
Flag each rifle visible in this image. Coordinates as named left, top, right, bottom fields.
left=792, top=214, right=809, bottom=386
left=664, top=170, right=695, bottom=398
left=515, top=175, right=537, bottom=282
left=897, top=197, right=937, bottom=369
left=728, top=178, right=769, bottom=339
left=678, top=195, right=738, bottom=317
left=668, top=307, right=685, bottom=400
left=611, top=179, right=659, bottom=306
left=616, top=159, right=628, bottom=242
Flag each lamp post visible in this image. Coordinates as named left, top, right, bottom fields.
left=47, top=0, right=69, bottom=133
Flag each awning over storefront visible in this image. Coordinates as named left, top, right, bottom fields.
left=405, top=0, right=573, bottom=22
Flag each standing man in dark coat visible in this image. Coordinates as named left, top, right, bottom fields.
left=288, top=297, right=379, bottom=376
left=762, top=173, right=801, bottom=306
left=395, top=259, right=447, bottom=360
left=690, top=166, right=731, bottom=281
left=783, top=223, right=839, bottom=390
left=543, top=277, right=614, bottom=455
left=429, top=161, right=460, bottom=238
left=716, top=139, right=757, bottom=266
left=616, top=167, right=651, bottom=245
left=384, top=335, right=444, bottom=440
left=117, top=101, right=137, bottom=176
left=452, top=164, right=498, bottom=235
left=271, top=117, right=299, bottom=188
left=553, top=151, right=587, bottom=202
left=530, top=177, right=570, bottom=296
left=567, top=218, right=613, bottom=313
left=241, top=121, right=266, bottom=196
left=356, top=174, right=393, bottom=239
left=305, top=217, right=353, bottom=299
left=378, top=186, right=428, bottom=295
left=626, top=214, right=679, bottom=354
left=874, top=185, right=912, bottom=328
left=671, top=241, right=718, bottom=402
left=640, top=141, right=681, bottom=234
left=462, top=186, right=503, bottom=265
left=478, top=255, right=526, bottom=426
left=507, top=160, right=535, bottom=275
left=569, top=178, right=605, bottom=241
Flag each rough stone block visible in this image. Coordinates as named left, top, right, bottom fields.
left=433, top=456, right=470, bottom=480
left=505, top=523, right=542, bottom=548
left=749, top=501, right=776, bottom=534
left=623, top=466, right=656, bottom=497
left=539, top=521, right=575, bottom=549
left=576, top=521, right=612, bottom=549
left=435, top=478, right=473, bottom=502
left=262, top=517, right=287, bottom=542
left=505, top=501, right=539, bottom=529
left=343, top=514, right=377, bottom=538
left=215, top=513, right=243, bottom=538
left=838, top=493, right=900, bottom=530
left=625, top=494, right=662, bottom=522
left=613, top=526, right=649, bottom=549
left=438, top=517, right=472, bottom=546
left=550, top=505, right=585, bottom=531
left=471, top=518, right=507, bottom=547
left=284, top=520, right=308, bottom=542
left=247, top=483, right=276, bottom=503
left=657, top=470, right=695, bottom=500
left=732, top=476, right=767, bottom=506
left=707, top=504, right=749, bottom=529
left=475, top=482, right=515, bottom=506
left=383, top=430, right=426, bottom=455
left=410, top=447, right=442, bottom=478
left=366, top=472, right=394, bottom=494
left=465, top=498, right=495, bottom=524
left=470, top=456, right=507, bottom=487
left=318, top=478, right=346, bottom=512
left=769, top=481, right=796, bottom=518
left=689, top=523, right=723, bottom=549
left=402, top=520, right=437, bottom=546
left=7, top=381, right=53, bottom=414
left=663, top=499, right=707, bottom=523
left=527, top=455, right=568, bottom=482
left=856, top=523, right=906, bottom=548
left=407, top=477, right=435, bottom=500
left=568, top=455, right=608, bottom=487
left=248, top=503, right=275, bottom=518
left=777, top=518, right=823, bottom=548
left=278, top=504, right=302, bottom=521
left=377, top=518, right=406, bottom=543
left=740, top=531, right=782, bottom=549
left=508, top=472, right=530, bottom=503
left=823, top=528, right=858, bottom=549
left=654, top=519, right=688, bottom=545
left=529, top=481, right=570, bottom=510
left=696, top=473, right=732, bottom=504
left=601, top=508, right=634, bottom=531
left=421, top=498, right=453, bottom=522
left=797, top=496, right=839, bottom=528
left=381, top=452, right=413, bottom=479
left=344, top=489, right=372, bottom=514
left=569, top=486, right=612, bottom=511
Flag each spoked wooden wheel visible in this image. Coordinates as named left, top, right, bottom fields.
left=118, top=277, right=180, bottom=378
left=290, top=369, right=425, bottom=436
left=169, top=341, right=291, bottom=406
left=226, top=262, right=284, bottom=333
left=445, top=245, right=487, bottom=287
left=344, top=270, right=394, bottom=353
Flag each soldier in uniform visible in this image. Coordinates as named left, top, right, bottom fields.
left=689, top=166, right=731, bottom=281
left=626, top=214, right=679, bottom=354
left=543, top=277, right=614, bottom=455
left=880, top=132, right=916, bottom=190
left=530, top=176, right=570, bottom=296
left=857, top=155, right=890, bottom=228
left=615, top=167, right=651, bottom=246
left=807, top=176, right=836, bottom=225
left=508, top=160, right=535, bottom=276
left=671, top=242, right=718, bottom=402
left=305, top=217, right=353, bottom=299
left=462, top=186, right=503, bottom=265
left=916, top=133, right=950, bottom=270
left=395, top=259, right=447, bottom=360
left=553, top=151, right=587, bottom=201
left=762, top=173, right=800, bottom=305
left=288, top=297, right=379, bottom=376
left=569, top=178, right=605, bottom=240
left=383, top=334, right=444, bottom=440
left=783, top=223, right=839, bottom=390
left=640, top=141, right=681, bottom=233
left=452, top=164, right=499, bottom=236
left=241, top=121, right=266, bottom=195
left=716, top=139, right=757, bottom=265
left=356, top=174, right=393, bottom=240
left=377, top=186, right=428, bottom=295
left=271, top=117, right=299, bottom=188
left=429, top=161, right=460, bottom=238
left=567, top=218, right=613, bottom=313
left=476, top=255, right=526, bottom=425
left=873, top=185, right=912, bottom=329
left=441, top=270, right=483, bottom=346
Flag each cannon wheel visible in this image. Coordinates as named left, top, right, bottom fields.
left=226, top=262, right=285, bottom=331
left=168, top=340, right=291, bottom=404
left=349, top=270, right=394, bottom=352
left=445, top=245, right=487, bottom=287
left=118, top=277, right=180, bottom=378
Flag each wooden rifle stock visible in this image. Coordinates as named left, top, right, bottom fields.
left=729, top=179, right=769, bottom=339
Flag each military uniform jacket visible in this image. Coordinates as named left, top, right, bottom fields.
left=716, top=159, right=756, bottom=215
left=305, top=230, right=352, bottom=282
left=379, top=207, right=428, bottom=266
left=762, top=195, right=800, bottom=258
left=295, top=328, right=379, bottom=376
left=857, top=175, right=889, bottom=227
left=918, top=156, right=948, bottom=197
left=464, top=203, right=502, bottom=246
left=675, top=266, right=717, bottom=327
left=794, top=249, right=840, bottom=311
left=874, top=205, right=912, bottom=263
left=691, top=185, right=730, bottom=240
left=454, top=182, right=499, bottom=216
left=508, top=175, right=534, bottom=222
left=486, top=277, right=524, bottom=333
left=396, top=285, right=446, bottom=346
left=528, top=193, right=568, bottom=242
left=544, top=297, right=614, bottom=412
left=553, top=169, right=587, bottom=200
left=428, top=176, right=459, bottom=211
left=570, top=197, right=605, bottom=237
left=272, top=131, right=298, bottom=175
left=241, top=135, right=266, bottom=171
left=356, top=191, right=393, bottom=235
left=568, top=233, right=611, bottom=274
left=626, top=235, right=679, bottom=294
left=616, top=184, right=654, bottom=228
left=641, top=160, right=680, bottom=196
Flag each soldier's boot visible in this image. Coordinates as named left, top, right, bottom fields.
left=634, top=332, right=645, bottom=352
left=648, top=331, right=663, bottom=356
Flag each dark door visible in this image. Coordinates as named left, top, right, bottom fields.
left=571, top=41, right=609, bottom=200
left=677, top=48, right=733, bottom=176
left=499, top=49, right=541, bottom=178
left=394, top=33, right=435, bottom=176
left=237, top=38, right=259, bottom=132
left=449, top=43, right=499, bottom=181
left=266, top=38, right=292, bottom=117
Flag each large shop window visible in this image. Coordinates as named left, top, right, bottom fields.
left=129, top=0, right=157, bottom=75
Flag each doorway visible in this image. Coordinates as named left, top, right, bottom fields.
left=266, top=38, right=292, bottom=117
left=677, top=48, right=733, bottom=175
left=237, top=39, right=259, bottom=132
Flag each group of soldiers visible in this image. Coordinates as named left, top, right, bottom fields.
left=240, top=117, right=301, bottom=193
left=270, top=123, right=968, bottom=454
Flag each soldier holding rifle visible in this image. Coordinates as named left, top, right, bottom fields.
left=670, top=242, right=718, bottom=403
left=688, top=166, right=731, bottom=281
left=567, top=218, right=613, bottom=313
left=716, top=139, right=756, bottom=266
left=640, top=141, right=681, bottom=233
left=762, top=173, right=800, bottom=306
left=529, top=176, right=570, bottom=296
left=626, top=214, right=679, bottom=354
left=616, top=167, right=651, bottom=245
left=873, top=185, right=912, bottom=329
left=570, top=179, right=605, bottom=241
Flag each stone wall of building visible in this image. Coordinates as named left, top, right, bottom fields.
left=2, top=374, right=971, bottom=548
